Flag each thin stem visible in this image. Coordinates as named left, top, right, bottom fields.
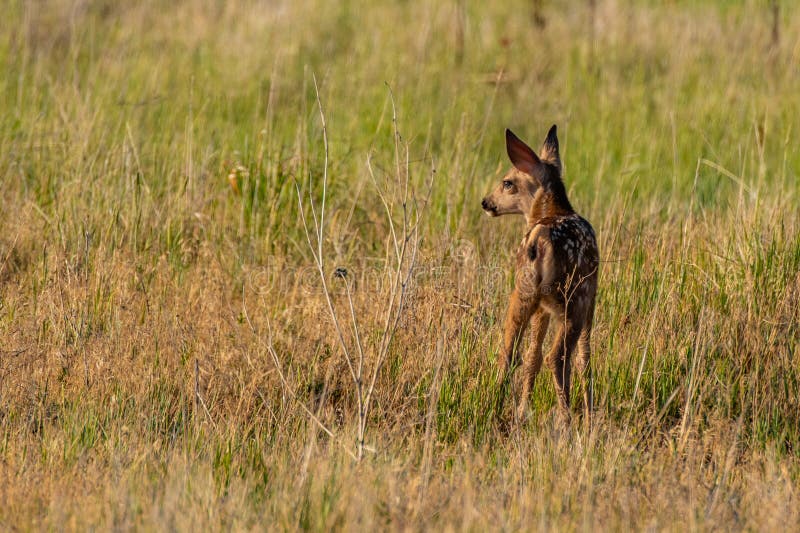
left=241, top=296, right=357, bottom=461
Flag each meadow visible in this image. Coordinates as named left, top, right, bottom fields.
left=1, top=0, right=799, bottom=529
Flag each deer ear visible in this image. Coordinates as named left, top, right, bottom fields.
left=540, top=124, right=560, bottom=166
left=506, top=129, right=541, bottom=174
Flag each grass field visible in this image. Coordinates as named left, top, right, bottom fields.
left=1, top=0, right=799, bottom=529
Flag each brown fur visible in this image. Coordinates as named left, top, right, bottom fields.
left=483, top=126, right=599, bottom=423
left=481, top=126, right=567, bottom=225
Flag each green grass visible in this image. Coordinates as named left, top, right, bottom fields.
left=1, top=0, right=799, bottom=530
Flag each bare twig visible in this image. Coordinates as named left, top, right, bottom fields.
left=279, top=79, right=430, bottom=460
left=241, top=297, right=358, bottom=461
left=194, top=358, right=217, bottom=430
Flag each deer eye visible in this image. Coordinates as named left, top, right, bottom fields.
left=502, top=180, right=513, bottom=190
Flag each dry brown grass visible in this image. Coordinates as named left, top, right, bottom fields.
left=1, top=0, right=799, bottom=530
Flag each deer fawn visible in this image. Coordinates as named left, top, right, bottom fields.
left=482, top=126, right=598, bottom=423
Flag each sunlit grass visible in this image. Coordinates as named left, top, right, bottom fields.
left=1, top=0, right=799, bottom=530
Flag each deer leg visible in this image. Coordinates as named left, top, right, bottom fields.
left=575, top=325, right=593, bottom=427
left=574, top=297, right=596, bottom=427
left=517, top=309, right=550, bottom=420
left=546, top=320, right=580, bottom=421
left=499, top=287, right=537, bottom=379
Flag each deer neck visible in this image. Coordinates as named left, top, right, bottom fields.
left=526, top=187, right=574, bottom=227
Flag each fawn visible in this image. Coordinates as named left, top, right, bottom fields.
left=482, top=126, right=598, bottom=423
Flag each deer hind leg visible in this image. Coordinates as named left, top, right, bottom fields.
left=575, top=323, right=593, bottom=426
left=545, top=320, right=580, bottom=422
left=499, top=287, right=537, bottom=379
left=517, top=308, right=550, bottom=420
left=574, top=298, right=596, bottom=426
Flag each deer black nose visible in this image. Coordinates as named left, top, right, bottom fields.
left=481, top=198, right=490, bottom=210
